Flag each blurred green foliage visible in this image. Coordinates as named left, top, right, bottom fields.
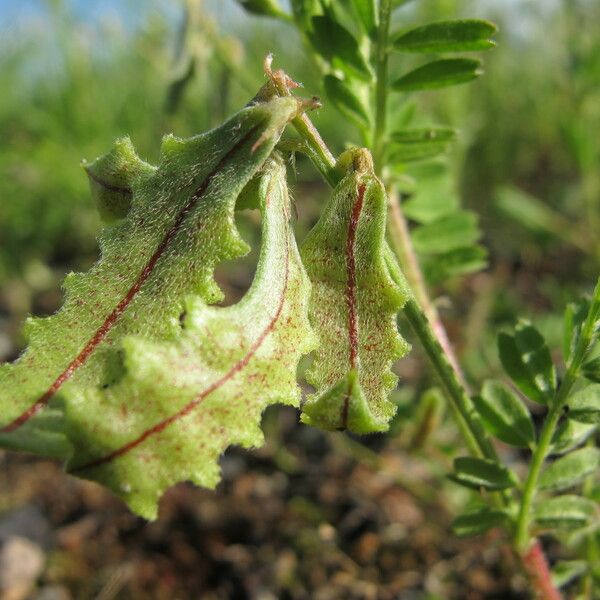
left=463, top=0, right=600, bottom=275
left=0, top=0, right=598, bottom=349
left=0, top=1, right=289, bottom=281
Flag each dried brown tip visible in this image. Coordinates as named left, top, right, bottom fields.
left=264, top=54, right=302, bottom=95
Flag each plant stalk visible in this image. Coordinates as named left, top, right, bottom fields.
left=401, top=298, right=498, bottom=461
left=514, top=277, right=600, bottom=553
left=387, top=188, right=467, bottom=383
left=522, top=540, right=563, bottom=600
left=513, top=402, right=562, bottom=553
left=265, top=58, right=338, bottom=187
left=373, top=0, right=392, bottom=171
left=371, top=0, right=466, bottom=383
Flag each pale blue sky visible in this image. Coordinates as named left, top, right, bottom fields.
left=0, top=0, right=562, bottom=42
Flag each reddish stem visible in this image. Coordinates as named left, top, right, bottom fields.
left=522, top=540, right=562, bottom=600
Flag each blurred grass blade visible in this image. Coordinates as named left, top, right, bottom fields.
left=392, top=58, right=482, bottom=92
left=393, top=19, right=497, bottom=53
left=496, top=187, right=590, bottom=253
left=409, top=387, right=444, bottom=450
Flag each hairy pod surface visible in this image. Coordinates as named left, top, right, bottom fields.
left=300, top=149, right=410, bottom=434
left=63, top=154, right=316, bottom=518
left=0, top=95, right=303, bottom=456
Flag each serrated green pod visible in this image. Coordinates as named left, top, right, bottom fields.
left=63, top=154, right=316, bottom=518
left=300, top=148, right=410, bottom=434
left=0, top=95, right=305, bottom=455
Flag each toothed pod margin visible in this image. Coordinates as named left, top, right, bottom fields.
left=0, top=95, right=305, bottom=455
left=300, top=148, right=410, bottom=434
left=63, top=153, right=316, bottom=519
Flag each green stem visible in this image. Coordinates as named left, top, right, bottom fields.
left=514, top=278, right=600, bottom=553
left=387, top=188, right=468, bottom=384
left=291, top=113, right=338, bottom=187
left=373, top=0, right=392, bottom=173
left=401, top=298, right=498, bottom=462
left=267, top=67, right=337, bottom=187
left=514, top=403, right=562, bottom=553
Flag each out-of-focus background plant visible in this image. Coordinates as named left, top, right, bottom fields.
left=0, top=0, right=598, bottom=598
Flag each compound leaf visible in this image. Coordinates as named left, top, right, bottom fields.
left=63, top=155, right=316, bottom=518
left=300, top=149, right=410, bottom=434
left=0, top=95, right=304, bottom=455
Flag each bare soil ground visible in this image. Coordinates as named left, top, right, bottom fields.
left=0, top=406, right=534, bottom=600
